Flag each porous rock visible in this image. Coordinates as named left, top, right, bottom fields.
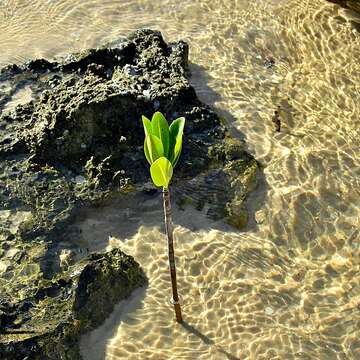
left=0, top=249, right=146, bottom=360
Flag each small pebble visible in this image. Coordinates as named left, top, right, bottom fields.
left=143, top=89, right=151, bottom=99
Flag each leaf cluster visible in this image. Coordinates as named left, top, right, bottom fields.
left=142, top=112, right=185, bottom=188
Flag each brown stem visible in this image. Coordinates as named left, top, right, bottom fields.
left=163, top=187, right=183, bottom=323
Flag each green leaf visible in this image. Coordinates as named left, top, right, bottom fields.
left=142, top=115, right=152, bottom=136
left=143, top=138, right=152, bottom=164
left=150, top=157, right=173, bottom=188
left=151, top=112, right=170, bottom=158
left=169, top=117, right=185, bottom=166
left=172, top=138, right=183, bottom=167
left=146, top=134, right=164, bottom=164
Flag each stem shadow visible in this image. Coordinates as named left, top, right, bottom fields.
left=181, top=320, right=240, bottom=360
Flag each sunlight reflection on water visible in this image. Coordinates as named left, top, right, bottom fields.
left=1, top=0, right=360, bottom=358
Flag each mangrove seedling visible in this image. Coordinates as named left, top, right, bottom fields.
left=142, top=111, right=185, bottom=323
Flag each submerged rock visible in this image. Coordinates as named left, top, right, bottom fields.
left=0, top=29, right=258, bottom=359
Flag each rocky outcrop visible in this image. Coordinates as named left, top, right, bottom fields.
left=0, top=29, right=258, bottom=359
left=0, top=249, right=146, bottom=360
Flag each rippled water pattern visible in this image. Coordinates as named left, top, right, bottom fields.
left=1, top=0, right=360, bottom=359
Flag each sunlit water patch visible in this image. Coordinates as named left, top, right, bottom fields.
left=1, top=0, right=360, bottom=359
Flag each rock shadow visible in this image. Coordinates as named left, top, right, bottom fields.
left=187, top=62, right=269, bottom=232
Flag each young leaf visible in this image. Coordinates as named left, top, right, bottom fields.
left=151, top=112, right=170, bottom=158
left=142, top=115, right=152, bottom=136
left=143, top=138, right=152, bottom=164
left=150, top=157, right=173, bottom=188
left=146, top=134, right=164, bottom=163
left=169, top=117, right=185, bottom=166
left=172, top=138, right=183, bottom=167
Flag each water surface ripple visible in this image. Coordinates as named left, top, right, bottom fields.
left=1, top=0, right=360, bottom=359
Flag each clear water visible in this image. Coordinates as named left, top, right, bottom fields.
left=1, top=0, right=360, bottom=359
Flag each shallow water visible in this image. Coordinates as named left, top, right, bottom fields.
left=1, top=0, right=360, bottom=359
